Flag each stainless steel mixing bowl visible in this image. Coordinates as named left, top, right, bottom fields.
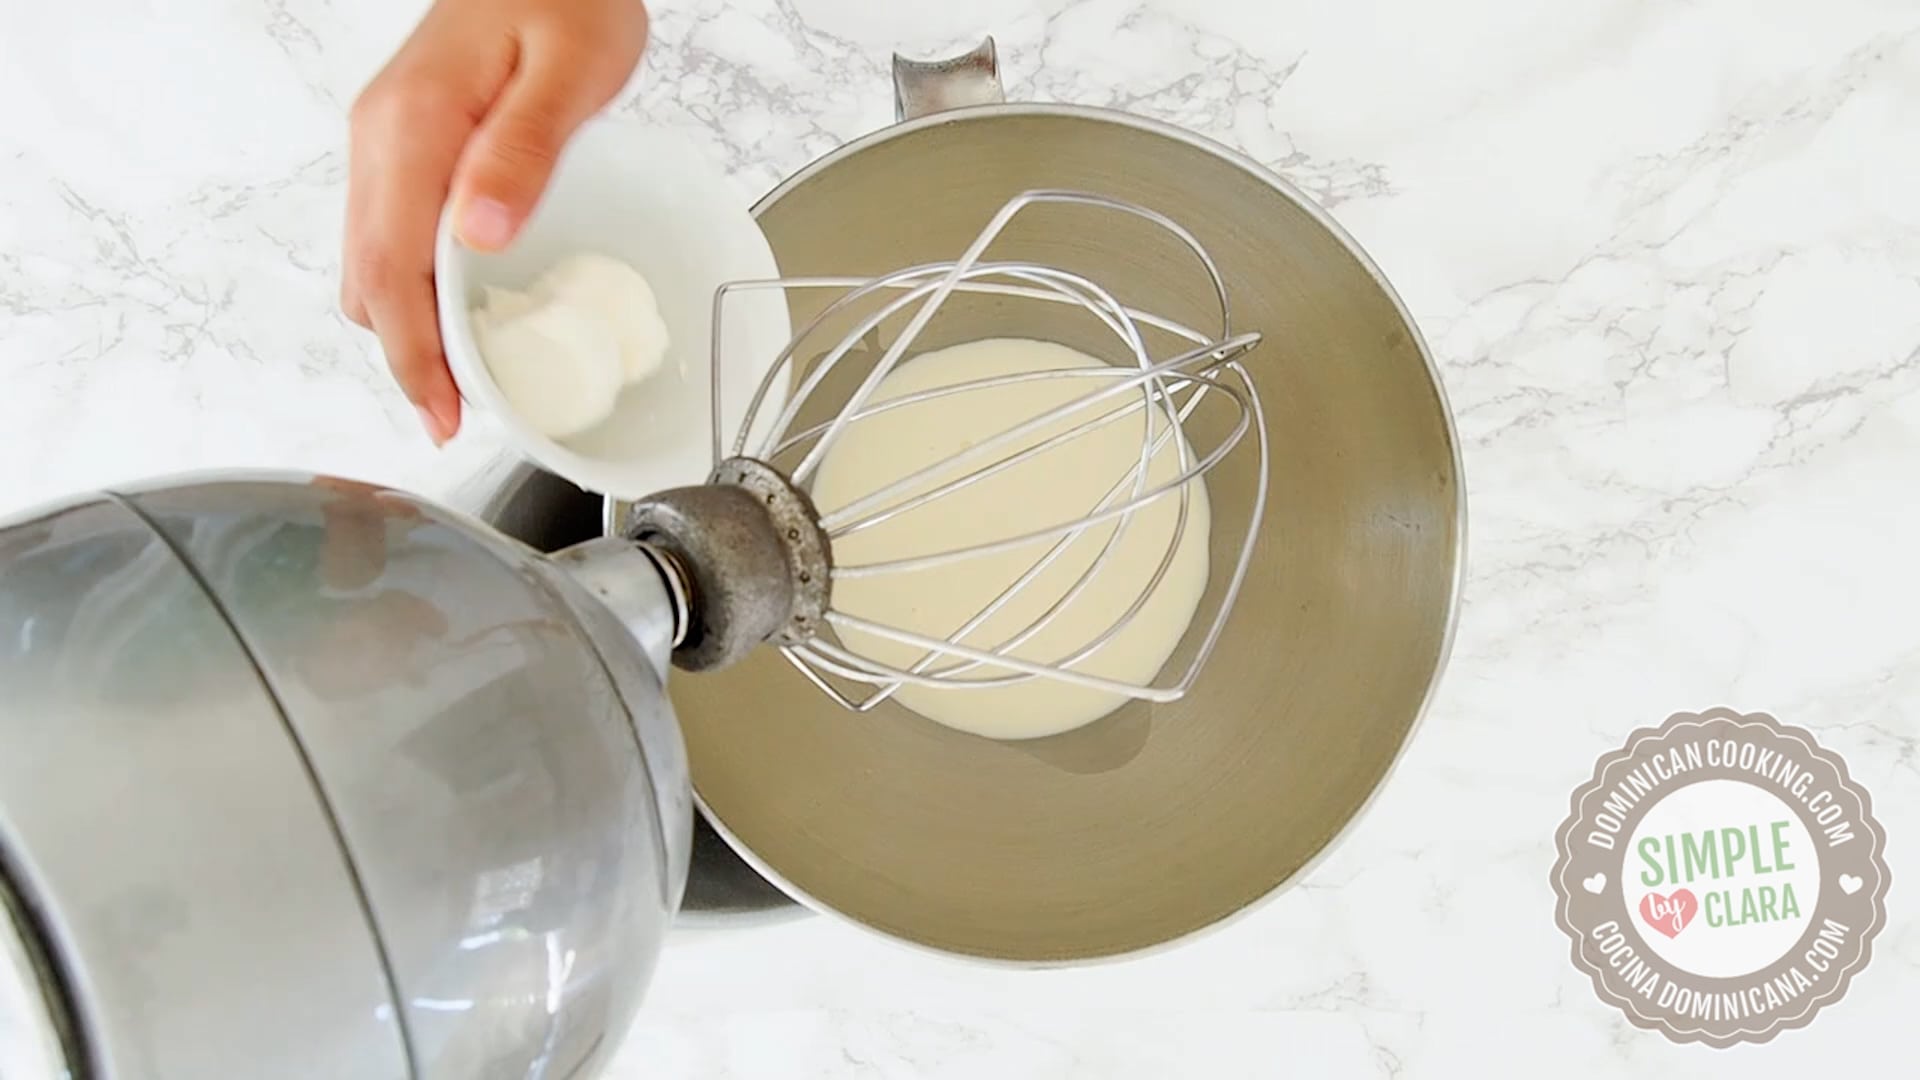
left=631, top=42, right=1468, bottom=963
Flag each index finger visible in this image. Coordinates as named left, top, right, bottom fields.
left=346, top=90, right=476, bottom=442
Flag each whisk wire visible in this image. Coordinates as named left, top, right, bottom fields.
left=838, top=383, right=1210, bottom=709
left=817, top=334, right=1258, bottom=538
left=830, top=374, right=1253, bottom=578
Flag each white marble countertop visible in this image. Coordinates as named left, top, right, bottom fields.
left=3, top=0, right=1918, bottom=1076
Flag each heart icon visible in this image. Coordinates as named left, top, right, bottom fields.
left=1583, top=873, right=1607, bottom=894
left=1839, top=874, right=1863, bottom=895
left=1639, top=889, right=1698, bottom=938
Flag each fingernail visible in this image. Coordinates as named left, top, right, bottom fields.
left=458, top=198, right=516, bottom=251
left=432, top=399, right=461, bottom=442
left=416, top=404, right=448, bottom=446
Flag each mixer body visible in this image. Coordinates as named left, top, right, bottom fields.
left=0, top=474, right=691, bottom=1079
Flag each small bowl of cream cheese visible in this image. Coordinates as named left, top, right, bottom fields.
left=435, top=118, right=792, bottom=501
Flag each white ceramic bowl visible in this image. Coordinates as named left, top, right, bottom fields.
left=436, top=118, right=792, bottom=500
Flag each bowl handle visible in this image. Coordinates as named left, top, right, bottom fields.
left=891, top=37, right=1006, bottom=122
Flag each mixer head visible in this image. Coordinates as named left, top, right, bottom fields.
left=617, top=190, right=1267, bottom=723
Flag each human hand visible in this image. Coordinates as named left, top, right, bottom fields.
left=342, top=0, right=650, bottom=445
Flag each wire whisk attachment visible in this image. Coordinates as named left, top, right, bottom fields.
left=627, top=190, right=1269, bottom=731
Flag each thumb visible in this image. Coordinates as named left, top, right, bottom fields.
left=451, top=53, right=602, bottom=252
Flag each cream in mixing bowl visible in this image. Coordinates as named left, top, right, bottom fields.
left=807, top=338, right=1212, bottom=741
left=470, top=253, right=672, bottom=439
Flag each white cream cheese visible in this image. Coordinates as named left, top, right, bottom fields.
left=470, top=253, right=673, bottom=439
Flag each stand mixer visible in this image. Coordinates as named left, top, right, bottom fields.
left=0, top=38, right=1466, bottom=1080
left=0, top=189, right=1262, bottom=1078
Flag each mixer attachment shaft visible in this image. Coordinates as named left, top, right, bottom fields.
left=620, top=458, right=831, bottom=672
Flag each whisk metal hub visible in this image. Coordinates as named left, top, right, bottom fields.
left=620, top=457, right=831, bottom=672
